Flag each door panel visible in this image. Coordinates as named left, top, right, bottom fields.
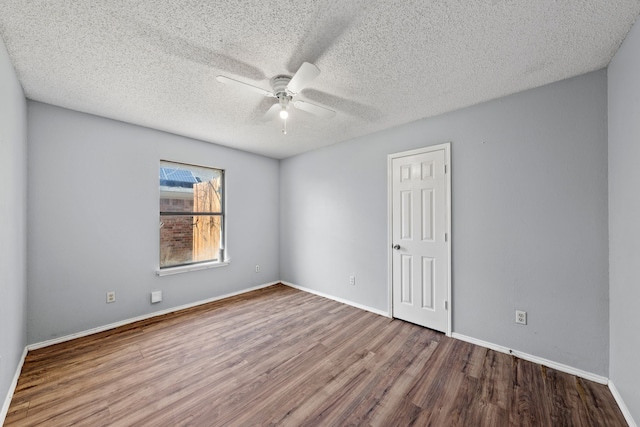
left=421, top=188, right=434, bottom=241
left=401, top=190, right=413, bottom=239
left=421, top=257, right=435, bottom=309
left=391, top=147, right=449, bottom=332
left=401, top=255, right=413, bottom=304
left=421, top=161, right=434, bottom=179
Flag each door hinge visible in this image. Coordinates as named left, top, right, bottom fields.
left=444, top=164, right=447, bottom=174
left=445, top=300, right=448, bottom=310
left=444, top=233, right=448, bottom=242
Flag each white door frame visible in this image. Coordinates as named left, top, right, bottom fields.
left=387, top=142, right=452, bottom=336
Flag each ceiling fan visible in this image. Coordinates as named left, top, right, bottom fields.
left=216, top=62, right=336, bottom=133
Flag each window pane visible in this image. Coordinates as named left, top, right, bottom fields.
left=193, top=179, right=222, bottom=213
left=160, top=161, right=222, bottom=213
left=160, top=215, right=222, bottom=268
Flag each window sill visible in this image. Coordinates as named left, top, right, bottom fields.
left=156, top=260, right=230, bottom=277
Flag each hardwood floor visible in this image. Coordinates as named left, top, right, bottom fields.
left=5, top=284, right=626, bottom=426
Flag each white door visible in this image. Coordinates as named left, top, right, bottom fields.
left=390, top=144, right=450, bottom=333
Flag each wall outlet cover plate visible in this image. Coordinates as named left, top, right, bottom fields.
left=151, top=290, right=162, bottom=303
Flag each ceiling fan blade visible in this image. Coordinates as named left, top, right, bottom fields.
left=286, top=62, right=320, bottom=94
left=216, top=76, right=274, bottom=97
left=293, top=100, right=336, bottom=119
left=263, top=103, right=281, bottom=121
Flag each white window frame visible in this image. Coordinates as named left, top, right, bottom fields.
left=157, top=161, right=228, bottom=276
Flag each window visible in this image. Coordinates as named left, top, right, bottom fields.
left=159, top=161, right=224, bottom=270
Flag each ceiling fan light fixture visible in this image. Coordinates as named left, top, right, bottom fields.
left=217, top=62, right=336, bottom=127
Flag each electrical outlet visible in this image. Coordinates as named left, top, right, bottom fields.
left=106, top=291, right=116, bottom=304
left=515, top=310, right=527, bottom=325
left=255, top=265, right=260, bottom=273
left=349, top=276, right=356, bottom=285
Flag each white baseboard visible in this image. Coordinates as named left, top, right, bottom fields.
left=12, top=282, right=632, bottom=426
left=28, top=281, right=280, bottom=351
left=281, top=281, right=390, bottom=318
left=1, top=346, right=28, bottom=425
left=609, top=380, right=638, bottom=427
left=451, top=333, right=608, bottom=385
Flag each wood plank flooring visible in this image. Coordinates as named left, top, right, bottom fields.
left=5, top=284, right=627, bottom=426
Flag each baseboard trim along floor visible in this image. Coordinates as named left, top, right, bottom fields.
left=0, top=347, right=27, bottom=425
left=4, top=285, right=628, bottom=425
left=451, top=332, right=608, bottom=385
left=27, top=281, right=281, bottom=351
left=3, top=281, right=634, bottom=426
left=608, top=380, right=638, bottom=427
left=281, top=281, right=390, bottom=318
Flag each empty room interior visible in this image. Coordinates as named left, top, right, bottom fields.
left=1, top=1, right=640, bottom=425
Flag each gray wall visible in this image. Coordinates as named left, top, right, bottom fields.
left=608, top=15, right=640, bottom=423
left=27, top=102, right=280, bottom=344
left=280, top=70, right=610, bottom=376
left=0, top=38, right=27, bottom=411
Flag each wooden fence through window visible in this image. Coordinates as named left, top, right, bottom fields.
left=193, top=178, right=221, bottom=262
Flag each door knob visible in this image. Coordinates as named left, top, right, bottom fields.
left=392, top=244, right=401, bottom=250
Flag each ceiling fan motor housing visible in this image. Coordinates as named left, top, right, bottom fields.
left=271, top=75, right=292, bottom=98
left=216, top=62, right=335, bottom=120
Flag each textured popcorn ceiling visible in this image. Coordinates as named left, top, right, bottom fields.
left=1, top=1, right=639, bottom=159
